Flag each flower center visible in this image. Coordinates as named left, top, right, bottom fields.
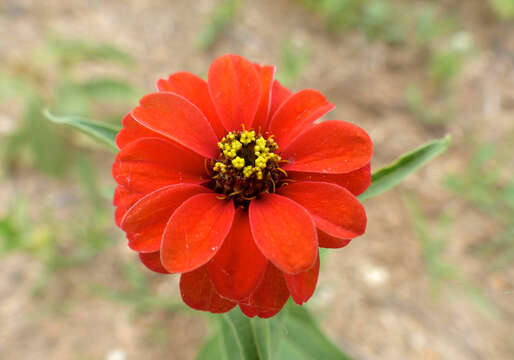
left=208, top=128, right=288, bottom=208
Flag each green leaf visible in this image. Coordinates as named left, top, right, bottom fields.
left=43, top=110, right=120, bottom=152
left=218, top=309, right=278, bottom=360
left=197, top=303, right=352, bottom=360
left=359, top=135, right=451, bottom=201
left=196, top=334, right=225, bottom=360
left=277, top=303, right=352, bottom=360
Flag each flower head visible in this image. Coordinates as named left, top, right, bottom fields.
left=113, top=54, right=373, bottom=318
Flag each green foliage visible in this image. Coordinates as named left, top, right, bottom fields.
left=428, top=32, right=473, bottom=88
left=489, top=0, right=514, bottom=19
left=405, top=84, right=453, bottom=124
left=45, top=37, right=135, bottom=66
left=446, top=142, right=514, bottom=268
left=405, top=195, right=498, bottom=316
left=359, top=135, right=451, bottom=201
left=94, top=262, right=185, bottom=316
left=44, top=111, right=120, bottom=152
left=0, top=37, right=137, bottom=176
left=299, top=0, right=404, bottom=44
left=407, top=30, right=473, bottom=124
left=22, top=98, right=69, bottom=175
left=276, top=39, right=310, bottom=86
left=197, top=302, right=353, bottom=360
left=414, top=6, right=456, bottom=47
left=197, top=0, right=242, bottom=49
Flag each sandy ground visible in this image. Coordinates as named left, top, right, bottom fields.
left=1, top=0, right=513, bottom=359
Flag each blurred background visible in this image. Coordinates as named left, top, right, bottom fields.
left=1, top=0, right=513, bottom=359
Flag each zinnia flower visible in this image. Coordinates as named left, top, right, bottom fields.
left=113, top=54, right=372, bottom=318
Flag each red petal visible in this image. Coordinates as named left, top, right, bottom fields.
left=279, top=181, right=366, bottom=240
left=116, top=113, right=168, bottom=149
left=249, top=194, right=318, bottom=274
left=268, top=89, right=334, bottom=149
left=239, top=263, right=289, bottom=318
left=208, top=54, right=261, bottom=131
left=121, top=184, right=210, bottom=252
left=282, top=120, right=373, bottom=174
left=156, top=72, right=226, bottom=139
left=113, top=185, right=143, bottom=227
left=180, top=266, right=236, bottom=313
left=288, top=163, right=371, bottom=196
left=127, top=225, right=166, bottom=253
left=318, top=230, right=351, bottom=249
left=207, top=209, right=268, bottom=301
left=252, top=64, right=275, bottom=132
left=283, top=252, right=320, bottom=305
left=132, top=92, right=218, bottom=158
left=139, top=251, right=170, bottom=274
left=112, top=138, right=207, bottom=194
left=161, top=193, right=235, bottom=273
left=268, top=80, right=292, bottom=126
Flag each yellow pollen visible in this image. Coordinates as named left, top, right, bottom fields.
left=231, top=156, right=245, bottom=169
left=243, top=166, right=254, bottom=178
left=212, top=129, right=285, bottom=198
left=213, top=162, right=227, bottom=173
left=240, top=130, right=256, bottom=145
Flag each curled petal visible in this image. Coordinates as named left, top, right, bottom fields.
left=282, top=120, right=373, bottom=174
left=112, top=138, right=206, bottom=194
left=139, top=251, right=170, bottom=274
left=157, top=72, right=226, bottom=139
left=252, top=64, right=276, bottom=132
left=121, top=184, right=209, bottom=252
left=283, top=252, right=320, bottom=305
left=208, top=54, right=261, bottom=131
left=279, top=181, right=366, bottom=240
left=113, top=185, right=143, bottom=227
left=249, top=194, right=318, bottom=274
left=115, top=113, right=168, bottom=149
left=132, top=92, right=218, bottom=158
left=239, top=263, right=289, bottom=319
left=288, top=163, right=371, bottom=196
left=208, top=209, right=268, bottom=301
left=318, top=230, right=351, bottom=249
left=269, top=89, right=334, bottom=149
left=180, top=266, right=236, bottom=313
left=161, top=193, right=235, bottom=273
left=127, top=225, right=165, bottom=253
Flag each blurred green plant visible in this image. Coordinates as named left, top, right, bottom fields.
left=93, top=261, right=185, bottom=317
left=406, top=30, right=474, bottom=124
left=300, top=0, right=404, bottom=44
left=489, top=0, right=514, bottom=19
left=0, top=37, right=138, bottom=176
left=197, top=0, right=243, bottom=50
left=414, top=6, right=456, bottom=47
left=405, top=195, right=498, bottom=317
left=275, top=39, right=310, bottom=86
left=428, top=32, right=474, bottom=88
left=405, top=84, right=453, bottom=124
left=296, top=1, right=474, bottom=126
left=446, top=142, right=514, bottom=269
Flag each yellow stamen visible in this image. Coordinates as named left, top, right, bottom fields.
left=231, top=156, right=245, bottom=169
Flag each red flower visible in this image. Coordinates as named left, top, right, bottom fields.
left=113, top=54, right=372, bottom=318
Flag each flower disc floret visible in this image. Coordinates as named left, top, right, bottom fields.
left=210, top=129, right=285, bottom=207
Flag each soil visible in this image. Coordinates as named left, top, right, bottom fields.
left=1, top=0, right=513, bottom=359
